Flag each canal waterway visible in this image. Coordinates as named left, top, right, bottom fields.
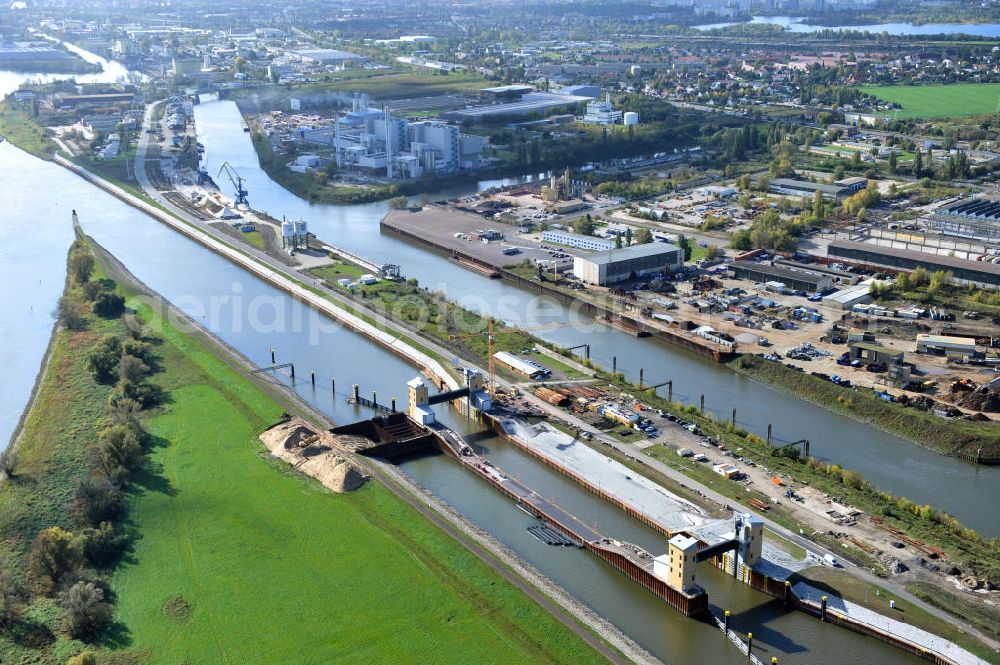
left=192, top=97, right=1000, bottom=536
left=0, top=137, right=927, bottom=665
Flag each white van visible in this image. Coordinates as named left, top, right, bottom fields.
left=824, top=554, right=840, bottom=567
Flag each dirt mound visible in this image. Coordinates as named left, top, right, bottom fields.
left=956, top=387, right=1000, bottom=413
left=259, top=418, right=368, bottom=493
left=301, top=454, right=366, bottom=493
left=259, top=420, right=318, bottom=451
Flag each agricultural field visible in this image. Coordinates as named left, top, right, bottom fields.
left=862, top=83, right=1000, bottom=119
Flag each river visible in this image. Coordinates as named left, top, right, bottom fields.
left=191, top=97, right=1000, bottom=537
left=694, top=16, right=1000, bottom=36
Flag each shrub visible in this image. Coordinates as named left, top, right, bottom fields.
left=68, top=250, right=95, bottom=284
left=61, top=581, right=112, bottom=639
left=76, top=476, right=126, bottom=526
left=87, top=336, right=123, bottom=383
left=28, top=527, right=81, bottom=593
left=55, top=296, right=86, bottom=330
left=92, top=292, right=125, bottom=318
left=99, top=424, right=144, bottom=483
left=67, top=652, right=98, bottom=665
left=0, top=567, right=25, bottom=627
left=80, top=522, right=128, bottom=567
left=0, top=449, right=17, bottom=478
left=116, top=354, right=149, bottom=385
left=106, top=394, right=142, bottom=426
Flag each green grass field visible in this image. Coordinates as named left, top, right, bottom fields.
left=862, top=83, right=1000, bottom=119
left=108, top=301, right=607, bottom=663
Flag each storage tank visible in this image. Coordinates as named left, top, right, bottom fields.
left=281, top=221, right=294, bottom=238
left=294, top=220, right=308, bottom=235
left=623, top=112, right=639, bottom=126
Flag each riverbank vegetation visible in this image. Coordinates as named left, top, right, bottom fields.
left=0, top=99, right=54, bottom=159
left=732, top=354, right=999, bottom=462
left=307, top=262, right=591, bottom=378
left=0, top=237, right=609, bottom=663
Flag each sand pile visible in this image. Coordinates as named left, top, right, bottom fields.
left=299, top=454, right=366, bottom=493
left=259, top=418, right=368, bottom=493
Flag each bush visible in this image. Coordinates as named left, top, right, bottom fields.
left=55, top=296, right=86, bottom=330
left=28, top=527, right=81, bottom=593
left=61, top=581, right=112, bottom=639
left=68, top=250, right=95, bottom=285
left=116, top=354, right=149, bottom=385
left=388, top=195, right=409, bottom=209
left=80, top=522, right=128, bottom=567
left=99, top=424, right=144, bottom=484
left=92, top=292, right=125, bottom=318
left=118, top=380, right=162, bottom=409
left=67, top=652, right=98, bottom=665
left=87, top=335, right=123, bottom=384
left=0, top=567, right=25, bottom=627
left=76, top=476, right=126, bottom=526
left=0, top=449, right=17, bottom=478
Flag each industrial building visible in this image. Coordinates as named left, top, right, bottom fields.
left=848, top=341, right=904, bottom=367
left=542, top=230, right=614, bottom=251
left=827, top=240, right=1000, bottom=288
left=929, top=197, right=1000, bottom=242
left=573, top=242, right=684, bottom=285
left=822, top=281, right=873, bottom=310
left=294, top=96, right=484, bottom=179
left=915, top=334, right=978, bottom=358
left=774, top=259, right=859, bottom=285
left=493, top=351, right=551, bottom=379
left=287, top=49, right=365, bottom=66
left=442, top=86, right=593, bottom=123
left=582, top=93, right=624, bottom=125
left=728, top=261, right=834, bottom=293
left=767, top=177, right=865, bottom=200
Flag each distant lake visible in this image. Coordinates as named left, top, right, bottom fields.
left=693, top=15, right=1000, bottom=37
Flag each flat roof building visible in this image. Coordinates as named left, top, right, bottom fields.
left=849, top=341, right=904, bottom=367
left=573, top=242, right=683, bottom=285
left=768, top=178, right=851, bottom=200
left=288, top=49, right=364, bottom=65
left=493, top=351, right=550, bottom=379
left=728, top=260, right=834, bottom=293
left=822, top=281, right=873, bottom=310
left=442, top=91, right=592, bottom=122
left=542, top=230, right=614, bottom=251
left=915, top=334, right=977, bottom=358
left=827, top=240, right=1000, bottom=288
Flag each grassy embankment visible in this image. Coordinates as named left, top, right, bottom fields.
left=732, top=354, right=999, bottom=462
left=308, top=260, right=588, bottom=380
left=862, top=82, right=1000, bottom=119
left=0, top=238, right=610, bottom=664
left=0, top=99, right=55, bottom=159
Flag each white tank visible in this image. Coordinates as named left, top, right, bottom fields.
left=281, top=221, right=294, bottom=237
left=294, top=220, right=308, bottom=235
left=623, top=112, right=639, bottom=126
